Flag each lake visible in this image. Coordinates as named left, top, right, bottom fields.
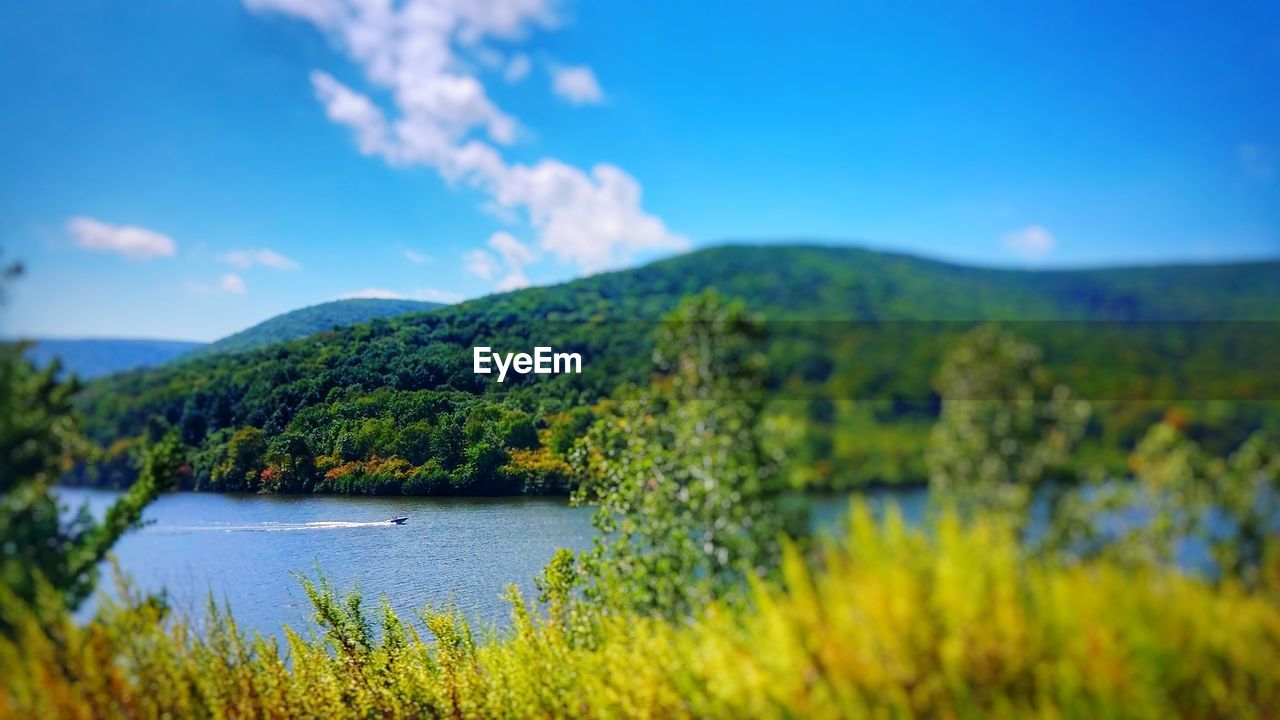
left=60, top=487, right=928, bottom=639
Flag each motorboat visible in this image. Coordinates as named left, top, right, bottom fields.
left=389, top=516, right=409, bottom=525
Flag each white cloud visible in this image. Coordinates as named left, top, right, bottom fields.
left=497, top=161, right=683, bottom=271
left=188, top=273, right=248, bottom=295
left=465, top=231, right=536, bottom=290
left=550, top=63, right=603, bottom=105
left=243, top=0, right=344, bottom=26
left=219, top=248, right=300, bottom=270
left=1001, top=225, right=1055, bottom=260
left=495, top=270, right=530, bottom=292
left=470, top=44, right=506, bottom=71
left=311, top=70, right=398, bottom=157
left=484, top=231, right=535, bottom=291
left=415, top=287, right=463, bottom=303
left=478, top=198, right=523, bottom=225
left=488, top=230, right=534, bottom=266
left=337, top=286, right=463, bottom=303
left=67, top=216, right=176, bottom=260
left=246, top=0, right=685, bottom=275
left=339, top=287, right=407, bottom=300
left=403, top=248, right=430, bottom=264
left=464, top=248, right=500, bottom=279
left=220, top=273, right=248, bottom=294
left=504, top=53, right=531, bottom=82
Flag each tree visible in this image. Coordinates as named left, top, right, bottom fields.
left=1216, top=430, right=1280, bottom=581
left=263, top=432, right=316, bottom=493
left=178, top=406, right=208, bottom=446
left=391, top=420, right=434, bottom=465
left=555, top=292, right=807, bottom=619
left=431, top=413, right=465, bottom=471
left=1051, top=418, right=1279, bottom=583
left=0, top=261, right=181, bottom=627
left=210, top=427, right=267, bottom=491
left=926, top=324, right=1091, bottom=532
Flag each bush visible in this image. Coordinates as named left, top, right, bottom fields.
left=402, top=459, right=450, bottom=495
left=318, top=455, right=413, bottom=495
left=501, top=448, right=572, bottom=494
left=2, top=504, right=1277, bottom=719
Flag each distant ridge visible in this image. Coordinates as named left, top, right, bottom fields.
left=18, top=298, right=447, bottom=379
left=189, top=298, right=444, bottom=357
left=27, top=243, right=1280, bottom=383
left=72, top=242, right=1280, bottom=493
left=19, top=338, right=205, bottom=380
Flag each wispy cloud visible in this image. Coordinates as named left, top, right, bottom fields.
left=504, top=53, right=532, bottom=83
left=495, top=272, right=530, bottom=292
left=466, top=231, right=535, bottom=290
left=188, top=273, right=248, bottom=295
left=415, top=287, right=463, bottom=303
left=220, top=273, right=248, bottom=294
left=219, top=248, right=300, bottom=270
left=488, top=230, right=534, bottom=290
left=1001, top=225, right=1055, bottom=260
left=488, top=230, right=535, bottom=267
left=339, top=287, right=407, bottom=300
left=245, top=0, right=685, bottom=277
left=550, top=63, right=604, bottom=105
left=402, top=248, right=430, bottom=265
left=464, top=248, right=500, bottom=280
left=337, top=287, right=463, bottom=303
left=67, top=216, right=176, bottom=260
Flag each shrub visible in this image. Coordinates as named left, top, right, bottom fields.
left=2, top=504, right=1276, bottom=719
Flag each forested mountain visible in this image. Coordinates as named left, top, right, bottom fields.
left=191, top=298, right=443, bottom=357
left=13, top=299, right=444, bottom=380
left=71, top=244, right=1280, bottom=494
left=19, top=339, right=205, bottom=380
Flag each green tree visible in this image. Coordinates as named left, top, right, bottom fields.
left=263, top=432, right=315, bottom=493
left=1217, top=430, right=1280, bottom=581
left=1, top=262, right=181, bottom=626
left=210, top=427, right=267, bottom=491
left=1052, top=420, right=1279, bottom=583
left=391, top=420, right=434, bottom=465
left=431, top=413, right=466, bottom=471
left=557, top=292, right=807, bottom=619
left=926, top=324, right=1091, bottom=531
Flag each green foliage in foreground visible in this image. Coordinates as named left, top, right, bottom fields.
left=927, top=324, right=1093, bottom=528
left=3, top=505, right=1278, bottom=719
left=3, top=266, right=1278, bottom=718
left=2, top=252, right=178, bottom=624
left=0, top=340, right=181, bottom=624
left=927, top=324, right=1280, bottom=584
left=560, top=293, right=808, bottom=618
left=1052, top=421, right=1280, bottom=583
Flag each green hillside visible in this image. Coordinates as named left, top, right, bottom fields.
left=190, top=298, right=443, bottom=357
left=71, top=244, right=1280, bottom=494
left=11, top=298, right=445, bottom=380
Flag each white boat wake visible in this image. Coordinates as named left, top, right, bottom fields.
left=153, top=520, right=398, bottom=534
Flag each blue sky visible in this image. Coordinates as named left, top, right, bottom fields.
left=1, top=0, right=1277, bottom=341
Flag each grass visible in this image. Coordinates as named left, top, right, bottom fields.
left=3, top=503, right=1277, bottom=719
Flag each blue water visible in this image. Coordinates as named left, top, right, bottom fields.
left=59, top=487, right=927, bottom=638
left=62, top=490, right=595, bottom=637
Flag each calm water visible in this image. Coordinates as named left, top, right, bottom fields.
left=58, top=487, right=926, bottom=638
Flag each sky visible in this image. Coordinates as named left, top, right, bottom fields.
left=1, top=0, right=1277, bottom=341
